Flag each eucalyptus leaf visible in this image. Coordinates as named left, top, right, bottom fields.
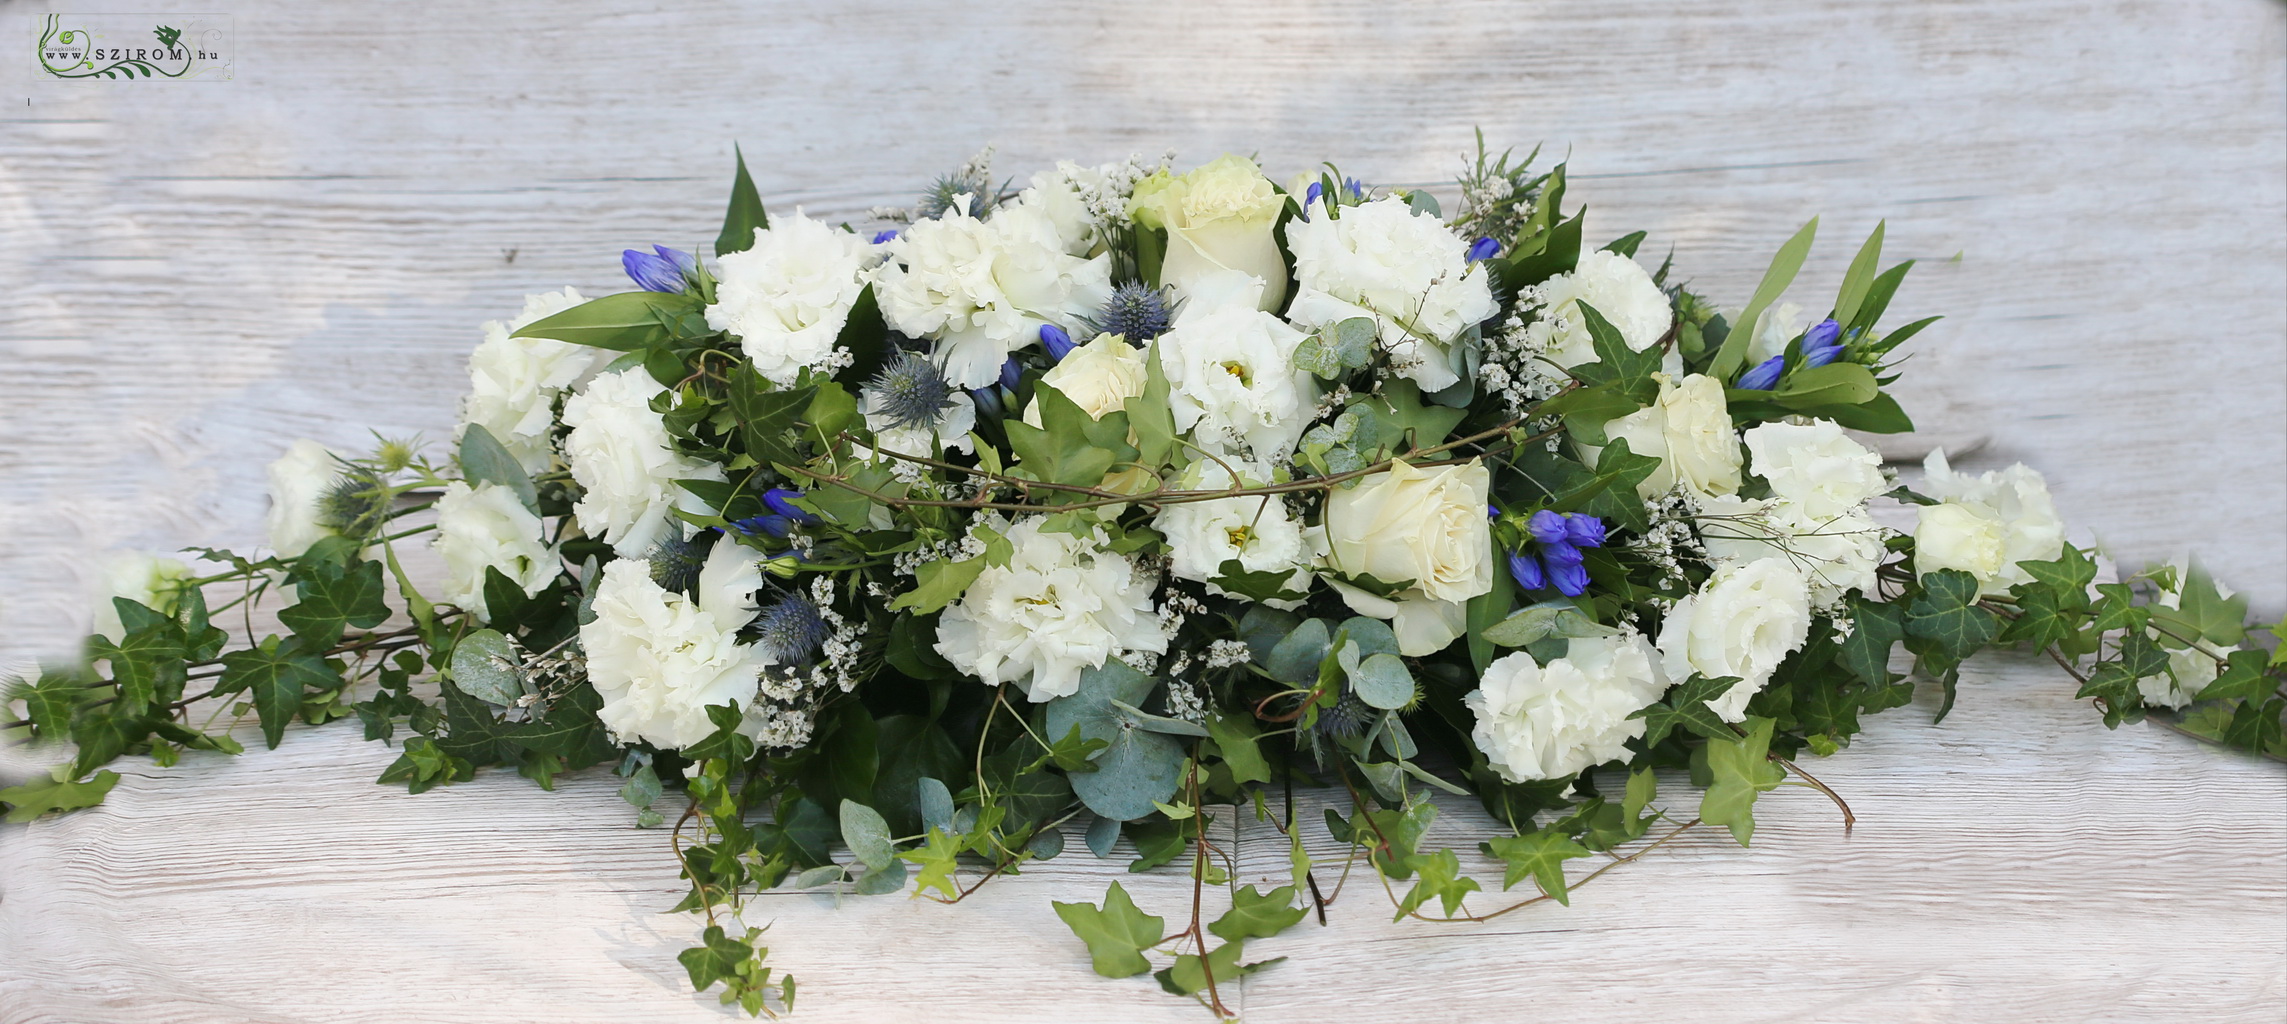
left=838, top=799, right=895, bottom=872
left=1349, top=653, right=1414, bottom=710
left=448, top=629, right=523, bottom=706
left=1043, top=660, right=1184, bottom=821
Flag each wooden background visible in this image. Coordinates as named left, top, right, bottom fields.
left=2, top=1, right=2282, bottom=1021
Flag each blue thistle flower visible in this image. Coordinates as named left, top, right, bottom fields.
left=1736, top=355, right=1785, bottom=391
left=1466, top=237, right=1501, bottom=263
left=918, top=171, right=996, bottom=220
left=1311, top=686, right=1375, bottom=741
left=646, top=533, right=712, bottom=594
left=1039, top=324, right=1076, bottom=361
left=761, top=488, right=819, bottom=525
left=747, top=591, right=831, bottom=665
left=316, top=473, right=389, bottom=540
left=1548, top=559, right=1590, bottom=598
left=863, top=350, right=954, bottom=430
left=1508, top=551, right=1545, bottom=591
left=622, top=245, right=692, bottom=293
left=1090, top=282, right=1173, bottom=342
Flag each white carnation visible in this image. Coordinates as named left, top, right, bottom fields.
left=1467, top=636, right=1670, bottom=783
left=265, top=439, right=346, bottom=558
left=1699, top=495, right=1886, bottom=607
left=934, top=517, right=1167, bottom=701
left=874, top=198, right=1113, bottom=389
left=581, top=541, right=770, bottom=750
left=1155, top=272, right=1315, bottom=462
left=1657, top=558, right=1813, bottom=722
left=1153, top=462, right=1311, bottom=604
left=431, top=481, right=557, bottom=621
left=562, top=368, right=727, bottom=558
left=1514, top=250, right=1676, bottom=372
left=458, top=287, right=597, bottom=474
left=1913, top=449, right=2066, bottom=595
left=1597, top=373, right=1743, bottom=500
left=705, top=210, right=874, bottom=386
left=90, top=551, right=192, bottom=642
left=1743, top=420, right=1888, bottom=522
left=1284, top=195, right=1499, bottom=393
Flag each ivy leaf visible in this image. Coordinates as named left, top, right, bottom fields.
left=1567, top=301, right=1663, bottom=390
left=1394, top=848, right=1482, bottom=919
left=278, top=559, right=388, bottom=650
left=1052, top=881, right=1165, bottom=978
left=1005, top=384, right=1120, bottom=488
left=1905, top=570, right=1999, bottom=714
left=0, top=768, right=121, bottom=823
left=1837, top=598, right=1907, bottom=685
left=2075, top=662, right=2143, bottom=721
left=897, top=827, right=964, bottom=900
left=886, top=557, right=985, bottom=614
left=683, top=703, right=758, bottom=763
left=2002, top=583, right=2082, bottom=652
left=2198, top=649, right=2281, bottom=704
left=1700, top=717, right=1786, bottom=845
left=1630, top=674, right=1740, bottom=747
left=1155, top=940, right=1279, bottom=997
left=725, top=364, right=814, bottom=469
left=1209, top=558, right=1309, bottom=604
left=678, top=924, right=758, bottom=993
left=5, top=668, right=95, bottom=738
left=2017, top=545, right=2097, bottom=604
left=2167, top=562, right=2251, bottom=647
left=1126, top=341, right=1182, bottom=469
left=1205, top=712, right=1271, bottom=785
left=1208, top=884, right=1308, bottom=943
left=1482, top=827, right=1592, bottom=904
left=87, top=602, right=187, bottom=717
left=2091, top=583, right=2150, bottom=635
left=217, top=636, right=339, bottom=749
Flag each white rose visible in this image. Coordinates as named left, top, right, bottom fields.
left=1467, top=636, right=1671, bottom=783
left=1699, top=495, right=1887, bottom=608
left=1597, top=373, right=1742, bottom=500
left=1912, top=502, right=2007, bottom=585
left=1328, top=580, right=1471, bottom=658
left=1024, top=331, right=1148, bottom=425
left=1743, top=301, right=1808, bottom=367
left=1129, top=155, right=1289, bottom=312
left=705, top=209, right=874, bottom=386
left=431, top=481, right=557, bottom=621
left=874, top=197, right=1113, bottom=389
left=1657, top=558, right=1813, bottom=722
left=1915, top=449, right=2066, bottom=595
left=1321, top=458, right=1494, bottom=608
left=562, top=368, right=727, bottom=559
left=1284, top=195, right=1500, bottom=393
left=90, top=551, right=192, bottom=642
left=458, top=287, right=597, bottom=474
left=1515, top=250, right=1677, bottom=373
left=934, top=517, right=1167, bottom=701
left=1155, top=272, right=1316, bottom=462
left=265, top=439, right=346, bottom=558
left=1742, top=420, right=1888, bottom=522
left=581, top=541, right=771, bottom=750
left=1154, top=462, right=1311, bottom=605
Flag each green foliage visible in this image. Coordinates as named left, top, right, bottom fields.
left=216, top=635, right=340, bottom=749
left=716, top=145, right=770, bottom=257
left=1483, top=827, right=1592, bottom=904
left=1711, top=216, right=1818, bottom=379
left=1903, top=570, right=2000, bottom=720
left=1630, top=674, right=1741, bottom=748
left=1395, top=848, right=1482, bottom=919
left=1208, top=885, right=1307, bottom=942
left=1, top=767, right=121, bottom=823
left=1043, top=660, right=1184, bottom=821
left=511, top=289, right=700, bottom=351
left=456, top=424, right=538, bottom=512
left=1053, top=881, right=1165, bottom=978
left=280, top=558, right=388, bottom=650
left=1700, top=717, right=1787, bottom=845
left=680, top=924, right=792, bottom=1017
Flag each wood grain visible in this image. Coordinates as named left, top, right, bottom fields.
left=1, top=0, right=2282, bottom=1021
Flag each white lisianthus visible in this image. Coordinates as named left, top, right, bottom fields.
left=1467, top=636, right=1671, bottom=783
left=1024, top=332, right=1148, bottom=425
left=431, top=481, right=556, bottom=621
left=458, top=287, right=597, bottom=474
left=562, top=368, right=727, bottom=558
left=1284, top=195, right=1500, bottom=393
left=705, top=210, right=874, bottom=386
left=1597, top=373, right=1743, bottom=500
left=1743, top=420, right=1889, bottom=522
left=1913, top=449, right=2066, bottom=595
left=90, top=551, right=193, bottom=642
left=1154, top=462, right=1311, bottom=604
left=1155, top=272, right=1315, bottom=462
left=1514, top=250, right=1676, bottom=373
left=1699, top=495, right=1887, bottom=607
left=934, top=517, right=1167, bottom=701
left=873, top=198, right=1113, bottom=389
left=581, top=541, right=771, bottom=750
left=265, top=439, right=347, bottom=558
left=1129, top=155, right=1289, bottom=312
left=1321, top=458, right=1493, bottom=605
left=1657, top=558, right=1813, bottom=722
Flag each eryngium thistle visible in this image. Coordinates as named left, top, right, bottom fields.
left=316, top=473, right=390, bottom=541
left=864, top=349, right=954, bottom=430
left=917, top=171, right=999, bottom=220
left=1090, top=282, right=1173, bottom=342
left=747, top=591, right=830, bottom=665
left=1311, top=687, right=1376, bottom=741
left=645, top=533, right=711, bottom=595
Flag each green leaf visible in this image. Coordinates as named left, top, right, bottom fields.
left=2001, top=584, right=2081, bottom=652
left=1601, top=230, right=1647, bottom=258
left=887, top=557, right=985, bottom=614
left=1206, top=712, right=1271, bottom=786
left=1630, top=674, right=1742, bottom=747
left=1837, top=599, right=1908, bottom=685
left=1155, top=940, right=1278, bottom=996
left=2169, top=562, right=2251, bottom=647
left=448, top=629, right=524, bottom=706
left=1127, top=341, right=1181, bottom=468
left=716, top=144, right=770, bottom=257
left=897, top=827, right=964, bottom=899
left=1209, top=884, right=1307, bottom=943
left=1043, top=659, right=1184, bottom=822
left=684, top=703, right=759, bottom=763
left=1349, top=653, right=1414, bottom=710
left=1905, top=570, right=2000, bottom=675
left=1700, top=717, right=1786, bottom=845
left=1292, top=317, right=1376, bottom=377
left=5, top=669, right=94, bottom=738
left=839, top=799, right=895, bottom=872
left=1265, top=618, right=1333, bottom=685
left=1006, top=383, right=1131, bottom=488
left=2198, top=649, right=2280, bottom=704
left=1107, top=698, right=1209, bottom=738
left=1772, top=362, right=1879, bottom=409
left=1482, top=828, right=1591, bottom=904
left=678, top=924, right=757, bottom=992
left=1395, top=848, right=1482, bottom=919
left=217, top=636, right=339, bottom=749
left=2018, top=545, right=2098, bottom=599
left=1569, top=301, right=1663, bottom=389
left=1209, top=558, right=1309, bottom=604
left=1846, top=260, right=1915, bottom=335
left=725, top=364, right=815, bottom=469
left=88, top=604, right=186, bottom=717
left=1830, top=220, right=1886, bottom=327
left=456, top=424, right=539, bottom=512
left=278, top=559, right=388, bottom=650
left=1713, top=217, right=1819, bottom=379
left=511, top=289, right=699, bottom=351
left=1052, top=881, right=1165, bottom=978
left=0, top=768, right=121, bottom=823
left=1481, top=600, right=1617, bottom=648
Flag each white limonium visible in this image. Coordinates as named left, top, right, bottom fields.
left=705, top=210, right=875, bottom=386
left=873, top=197, right=1112, bottom=389
left=582, top=540, right=771, bottom=750
left=1911, top=449, right=2066, bottom=596
left=90, top=551, right=193, bottom=642
left=1154, top=272, right=1315, bottom=462
left=1128, top=155, right=1289, bottom=312
left=1657, top=558, right=1814, bottom=722
left=562, top=368, right=727, bottom=559
left=458, top=287, right=596, bottom=474
left=1597, top=373, right=1743, bottom=500
left=1468, top=636, right=1670, bottom=783
left=1513, top=249, right=1677, bottom=373
left=1284, top=194, right=1500, bottom=393
left=265, top=439, right=347, bottom=558
left=1017, top=158, right=1154, bottom=257
left=431, top=481, right=556, bottom=621
left=934, top=517, right=1166, bottom=701
left=1153, top=462, right=1311, bottom=605
left=1320, top=458, right=1493, bottom=655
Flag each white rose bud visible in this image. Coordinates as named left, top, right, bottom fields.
left=1129, top=155, right=1289, bottom=312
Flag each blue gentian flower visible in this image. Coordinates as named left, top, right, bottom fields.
left=1564, top=514, right=1606, bottom=548
left=1343, top=177, right=1366, bottom=199
left=622, top=245, right=691, bottom=293
left=998, top=356, right=1023, bottom=392
left=1540, top=540, right=1584, bottom=567
left=730, top=514, right=793, bottom=539
left=1466, top=237, right=1501, bottom=263
left=748, top=592, right=831, bottom=665
left=1039, top=324, right=1076, bottom=361
left=970, top=385, right=1006, bottom=420
left=1803, top=318, right=1842, bottom=351
left=761, top=488, right=819, bottom=525
left=1488, top=503, right=1502, bottom=519
left=870, top=229, right=901, bottom=245
left=1548, top=559, right=1590, bottom=598
left=1527, top=509, right=1571, bottom=545
left=1303, top=181, right=1324, bottom=216
left=1803, top=342, right=1842, bottom=369
left=1508, top=551, right=1545, bottom=591
left=1736, top=355, right=1785, bottom=391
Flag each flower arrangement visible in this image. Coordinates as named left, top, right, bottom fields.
left=8, top=140, right=2281, bottom=1019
